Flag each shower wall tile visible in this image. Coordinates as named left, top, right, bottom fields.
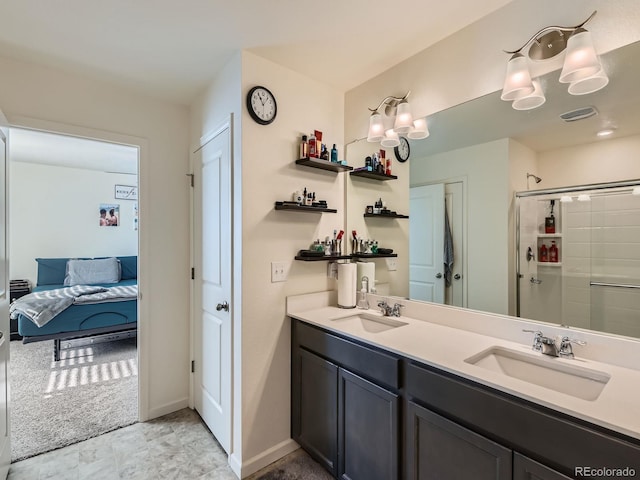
left=564, top=212, right=591, bottom=228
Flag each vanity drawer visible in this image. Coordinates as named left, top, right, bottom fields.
left=293, top=319, right=400, bottom=390
left=407, top=362, right=640, bottom=476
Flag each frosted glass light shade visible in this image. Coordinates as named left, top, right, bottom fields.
left=501, top=53, right=534, bottom=101
left=559, top=29, right=601, bottom=84
left=577, top=194, right=591, bottom=202
left=568, top=68, right=609, bottom=95
left=367, top=112, right=385, bottom=142
left=560, top=195, right=573, bottom=203
left=512, top=79, right=546, bottom=110
left=408, top=118, right=430, bottom=139
left=380, top=129, right=400, bottom=148
left=393, top=100, right=414, bottom=134
left=633, top=187, right=640, bottom=196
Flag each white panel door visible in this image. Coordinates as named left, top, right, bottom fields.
left=193, top=125, right=232, bottom=453
left=0, top=124, right=10, bottom=479
left=410, top=184, right=445, bottom=303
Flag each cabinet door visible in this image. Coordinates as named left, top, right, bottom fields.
left=339, top=369, right=399, bottom=480
left=292, top=348, right=339, bottom=476
left=407, top=402, right=512, bottom=480
left=514, top=453, right=572, bottom=480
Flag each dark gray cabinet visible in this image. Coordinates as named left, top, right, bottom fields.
left=292, top=348, right=339, bottom=476
left=339, top=369, right=399, bottom=480
left=513, top=453, right=572, bottom=480
left=407, top=401, right=512, bottom=480
left=291, top=318, right=640, bottom=480
left=292, top=320, right=400, bottom=480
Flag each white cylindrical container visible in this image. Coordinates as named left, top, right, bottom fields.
left=337, top=263, right=357, bottom=308
left=356, top=261, right=375, bottom=293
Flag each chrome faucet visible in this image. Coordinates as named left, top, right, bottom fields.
left=377, top=300, right=404, bottom=317
left=523, top=330, right=587, bottom=358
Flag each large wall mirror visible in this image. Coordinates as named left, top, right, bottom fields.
left=346, top=40, right=640, bottom=340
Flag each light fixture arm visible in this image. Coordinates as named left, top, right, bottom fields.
left=367, top=91, right=411, bottom=113
left=503, top=10, right=597, bottom=55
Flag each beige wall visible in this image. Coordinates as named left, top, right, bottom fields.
left=538, top=134, right=640, bottom=189
left=0, top=54, right=191, bottom=420
left=411, top=139, right=510, bottom=314
left=191, top=51, right=346, bottom=476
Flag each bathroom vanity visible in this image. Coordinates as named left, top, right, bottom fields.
left=288, top=292, right=640, bottom=480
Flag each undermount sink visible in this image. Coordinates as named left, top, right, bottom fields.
left=329, top=312, right=408, bottom=333
left=464, top=346, right=610, bottom=401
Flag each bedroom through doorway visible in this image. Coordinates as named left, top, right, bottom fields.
left=7, top=127, right=140, bottom=462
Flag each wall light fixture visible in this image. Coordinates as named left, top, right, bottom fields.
left=366, top=91, right=429, bottom=145
left=501, top=11, right=608, bottom=110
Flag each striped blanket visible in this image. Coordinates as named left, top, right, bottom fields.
left=9, top=285, right=138, bottom=328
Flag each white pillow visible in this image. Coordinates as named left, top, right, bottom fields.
left=64, top=258, right=121, bottom=286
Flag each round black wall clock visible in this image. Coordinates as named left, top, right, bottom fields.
left=394, top=136, right=410, bottom=162
left=246, top=86, right=277, bottom=125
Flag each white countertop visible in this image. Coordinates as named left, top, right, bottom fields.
left=287, top=292, right=640, bottom=441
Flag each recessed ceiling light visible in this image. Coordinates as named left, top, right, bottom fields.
left=596, top=128, right=615, bottom=137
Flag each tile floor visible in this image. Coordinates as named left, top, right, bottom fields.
left=8, top=408, right=238, bottom=480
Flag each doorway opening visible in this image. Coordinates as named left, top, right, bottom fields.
left=7, top=127, right=140, bottom=461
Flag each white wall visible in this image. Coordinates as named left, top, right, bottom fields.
left=410, top=139, right=510, bottom=314
left=10, top=162, right=138, bottom=285
left=538, top=134, right=640, bottom=189
left=190, top=51, right=345, bottom=476
left=0, top=54, right=191, bottom=420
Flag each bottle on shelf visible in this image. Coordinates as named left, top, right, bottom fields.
left=299, top=135, right=309, bottom=158
left=539, top=243, right=548, bottom=262
left=330, top=144, right=338, bottom=163
left=308, top=133, right=317, bottom=158
left=549, top=241, right=559, bottom=263
left=545, top=199, right=556, bottom=234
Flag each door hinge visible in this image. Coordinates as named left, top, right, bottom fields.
left=186, top=173, right=194, bottom=187
left=191, top=267, right=195, bottom=280
left=191, top=360, right=195, bottom=373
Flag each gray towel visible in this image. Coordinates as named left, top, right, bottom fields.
left=9, top=285, right=108, bottom=327
left=74, top=285, right=138, bottom=305
left=444, top=202, right=454, bottom=287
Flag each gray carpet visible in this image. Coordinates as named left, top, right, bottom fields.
left=10, top=337, right=138, bottom=462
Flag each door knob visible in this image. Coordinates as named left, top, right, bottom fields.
left=454, top=274, right=461, bottom=280
left=216, top=301, right=229, bottom=312
left=435, top=273, right=443, bottom=279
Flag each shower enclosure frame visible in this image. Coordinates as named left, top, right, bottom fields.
left=515, top=178, right=640, bottom=318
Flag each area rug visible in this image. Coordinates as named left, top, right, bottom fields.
left=252, top=449, right=334, bottom=480
left=9, top=337, right=138, bottom=461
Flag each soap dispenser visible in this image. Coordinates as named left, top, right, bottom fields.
left=357, top=280, right=370, bottom=310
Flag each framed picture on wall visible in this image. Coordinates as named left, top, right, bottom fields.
left=115, top=185, right=138, bottom=200
left=100, top=204, right=120, bottom=227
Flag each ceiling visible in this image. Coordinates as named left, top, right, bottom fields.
left=411, top=39, right=640, bottom=157
left=0, top=0, right=513, bottom=105
left=10, top=128, right=138, bottom=175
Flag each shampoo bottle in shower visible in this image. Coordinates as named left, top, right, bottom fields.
left=549, top=241, right=559, bottom=263
left=539, top=243, right=548, bottom=262
left=545, top=200, right=556, bottom=233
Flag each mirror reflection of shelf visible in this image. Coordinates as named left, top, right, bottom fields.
left=350, top=170, right=397, bottom=181
left=364, top=213, right=409, bottom=219
left=274, top=202, right=337, bottom=213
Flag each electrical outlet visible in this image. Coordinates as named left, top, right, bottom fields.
left=327, top=262, right=338, bottom=279
left=271, top=261, right=289, bottom=283
left=385, top=258, right=398, bottom=271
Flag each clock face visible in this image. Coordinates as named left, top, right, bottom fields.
left=247, top=86, right=277, bottom=125
left=394, top=136, right=410, bottom=162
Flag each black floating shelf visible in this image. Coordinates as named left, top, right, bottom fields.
left=275, top=203, right=337, bottom=213
left=295, top=255, right=351, bottom=262
left=364, top=213, right=409, bottom=219
left=350, top=170, right=397, bottom=181
left=351, top=253, right=398, bottom=259
left=295, top=158, right=353, bottom=172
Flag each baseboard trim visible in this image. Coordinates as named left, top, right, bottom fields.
left=146, top=397, right=189, bottom=420
left=233, top=438, right=300, bottom=478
